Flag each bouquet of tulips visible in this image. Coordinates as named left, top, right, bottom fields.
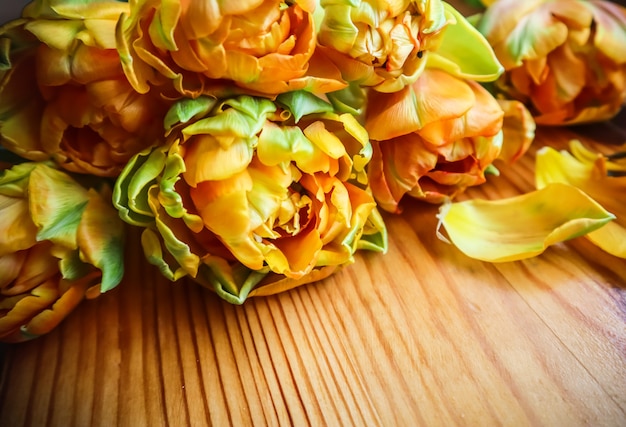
left=1, top=0, right=625, bottom=342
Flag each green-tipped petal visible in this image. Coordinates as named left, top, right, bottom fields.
left=248, top=265, right=338, bottom=298
left=197, top=258, right=268, bottom=304
left=181, top=96, right=276, bottom=140
left=428, top=3, right=503, bottom=82
left=113, top=146, right=164, bottom=227
left=0, top=162, right=38, bottom=197
left=77, top=189, right=125, bottom=292
left=28, top=164, right=89, bottom=249
left=357, top=206, right=388, bottom=253
left=58, top=248, right=91, bottom=281
left=437, top=183, right=615, bottom=262
left=163, top=96, right=217, bottom=131
left=276, top=90, right=334, bottom=122
left=141, top=228, right=188, bottom=281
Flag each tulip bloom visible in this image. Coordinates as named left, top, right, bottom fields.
left=116, top=0, right=344, bottom=98
left=0, top=0, right=170, bottom=177
left=365, top=68, right=504, bottom=211
left=0, top=162, right=124, bottom=342
left=475, top=0, right=626, bottom=125
left=113, top=94, right=386, bottom=303
left=316, top=0, right=502, bottom=96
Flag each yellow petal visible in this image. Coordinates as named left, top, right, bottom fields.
left=0, top=195, right=38, bottom=257
left=183, top=135, right=254, bottom=186
left=536, top=142, right=626, bottom=258
left=437, top=183, right=615, bottom=262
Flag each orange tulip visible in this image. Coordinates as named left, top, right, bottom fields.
left=365, top=68, right=504, bottom=210
left=113, top=94, right=386, bottom=303
left=475, top=0, right=626, bottom=125
left=116, top=0, right=345, bottom=98
left=0, top=162, right=124, bottom=342
left=0, top=0, right=170, bottom=177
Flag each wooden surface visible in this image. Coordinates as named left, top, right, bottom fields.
left=1, top=121, right=625, bottom=426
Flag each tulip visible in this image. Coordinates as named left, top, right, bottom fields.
left=316, top=0, right=503, bottom=98
left=0, top=0, right=170, bottom=177
left=364, top=68, right=504, bottom=211
left=474, top=0, right=626, bottom=125
left=116, top=0, right=345, bottom=98
left=113, top=93, right=386, bottom=303
left=0, top=162, right=125, bottom=342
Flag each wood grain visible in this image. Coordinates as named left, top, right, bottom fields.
left=1, top=124, right=625, bottom=427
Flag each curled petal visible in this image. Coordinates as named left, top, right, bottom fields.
left=427, top=2, right=503, bottom=82
left=536, top=141, right=626, bottom=258
left=366, top=69, right=476, bottom=141
left=496, top=99, right=536, bottom=164
left=437, top=183, right=615, bottom=262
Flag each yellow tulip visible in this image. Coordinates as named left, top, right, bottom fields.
left=0, top=0, right=170, bottom=177
left=113, top=94, right=386, bottom=303
left=116, top=0, right=345, bottom=98
left=316, top=0, right=502, bottom=101
left=474, top=0, right=626, bottom=125
left=0, top=162, right=124, bottom=342
left=365, top=68, right=504, bottom=211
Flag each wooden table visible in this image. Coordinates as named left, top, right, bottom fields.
left=1, top=119, right=625, bottom=426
